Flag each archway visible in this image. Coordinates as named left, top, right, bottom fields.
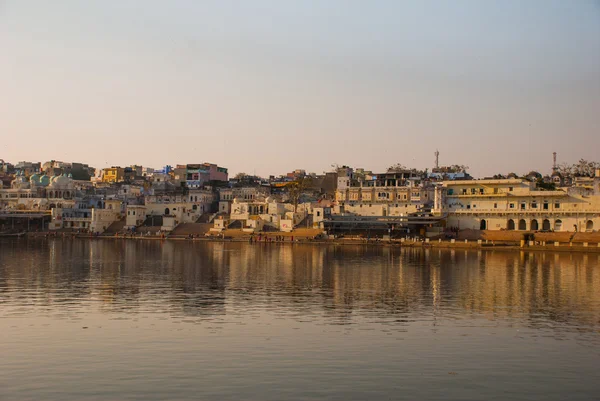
left=518, top=219, right=527, bottom=231
left=507, top=219, right=515, bottom=230
left=542, top=219, right=551, bottom=231
left=586, top=220, right=594, bottom=232
left=164, top=208, right=170, bottom=215
left=530, top=219, right=539, bottom=231
left=480, top=219, right=487, bottom=230
left=555, top=219, right=562, bottom=231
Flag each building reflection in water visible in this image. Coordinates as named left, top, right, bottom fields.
left=0, top=239, right=599, bottom=334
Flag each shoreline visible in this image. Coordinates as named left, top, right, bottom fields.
left=19, top=232, right=600, bottom=254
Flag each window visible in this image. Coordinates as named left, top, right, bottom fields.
left=316, top=211, right=321, bottom=217
left=472, top=204, right=476, bottom=208
left=467, top=205, right=471, bottom=209
left=448, top=189, right=454, bottom=195
left=471, top=188, right=476, bottom=195
left=531, top=202, right=537, bottom=209
left=493, top=188, right=498, bottom=194
left=479, top=188, right=484, bottom=194
left=543, top=201, right=549, bottom=210
left=462, top=189, right=467, bottom=195
left=520, top=202, right=526, bottom=210
left=509, top=203, right=515, bottom=209
left=493, top=203, right=498, bottom=209
left=509, top=187, right=513, bottom=191
left=554, top=202, right=560, bottom=209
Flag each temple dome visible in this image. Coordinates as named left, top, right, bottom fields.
left=29, top=173, right=40, bottom=183
left=11, top=176, right=30, bottom=189
left=50, top=174, right=73, bottom=189
left=39, top=175, right=50, bottom=186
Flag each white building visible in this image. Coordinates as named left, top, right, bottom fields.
left=440, top=177, right=600, bottom=232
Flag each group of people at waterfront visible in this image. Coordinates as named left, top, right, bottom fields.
left=249, top=234, right=296, bottom=244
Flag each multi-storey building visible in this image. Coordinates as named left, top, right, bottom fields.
left=335, top=170, right=433, bottom=216
left=101, top=167, right=125, bottom=183
left=439, top=175, right=600, bottom=232
left=172, top=163, right=229, bottom=188
left=217, top=186, right=271, bottom=214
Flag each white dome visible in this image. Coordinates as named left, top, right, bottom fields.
left=11, top=176, right=30, bottom=189
left=50, top=175, right=73, bottom=189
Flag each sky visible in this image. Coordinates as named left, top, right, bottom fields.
left=1, top=0, right=599, bottom=177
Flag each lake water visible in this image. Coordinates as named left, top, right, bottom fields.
left=1, top=238, right=599, bottom=401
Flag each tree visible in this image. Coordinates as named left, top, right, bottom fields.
left=234, top=172, right=248, bottom=180
left=387, top=164, right=407, bottom=172
left=557, top=160, right=599, bottom=178
left=526, top=171, right=542, bottom=180
left=448, top=164, right=469, bottom=173
left=287, top=176, right=313, bottom=212
left=536, top=177, right=555, bottom=191
left=573, top=159, right=599, bottom=177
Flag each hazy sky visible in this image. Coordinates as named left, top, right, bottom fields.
left=1, top=0, right=599, bottom=177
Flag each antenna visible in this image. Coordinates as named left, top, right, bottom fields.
left=552, top=152, right=557, bottom=172
left=434, top=149, right=440, bottom=169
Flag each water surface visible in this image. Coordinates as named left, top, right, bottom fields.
left=1, top=239, right=599, bottom=400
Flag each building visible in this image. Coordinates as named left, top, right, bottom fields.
left=185, top=163, right=229, bottom=188
left=0, top=173, right=75, bottom=210
left=335, top=170, right=433, bottom=216
left=15, top=161, right=41, bottom=176
left=101, top=167, right=125, bottom=183
left=42, top=161, right=95, bottom=180
left=133, top=188, right=217, bottom=231
left=217, top=186, right=271, bottom=214
left=440, top=177, right=600, bottom=232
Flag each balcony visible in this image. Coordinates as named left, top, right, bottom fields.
left=62, top=217, right=92, bottom=222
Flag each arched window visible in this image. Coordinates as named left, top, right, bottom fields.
left=586, top=220, right=594, bottom=232
left=480, top=219, right=487, bottom=230
left=554, top=219, right=562, bottom=231
left=518, top=219, right=527, bottom=230
left=530, top=219, right=539, bottom=231
left=542, top=219, right=551, bottom=231
left=164, top=208, right=170, bottom=215
left=507, top=219, right=515, bottom=230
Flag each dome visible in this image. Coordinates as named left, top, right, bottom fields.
left=29, top=174, right=41, bottom=186
left=39, top=175, right=50, bottom=186
left=11, top=176, right=30, bottom=189
left=50, top=174, right=73, bottom=189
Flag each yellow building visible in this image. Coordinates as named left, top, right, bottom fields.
left=440, top=178, right=600, bottom=232
left=102, top=167, right=125, bottom=183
